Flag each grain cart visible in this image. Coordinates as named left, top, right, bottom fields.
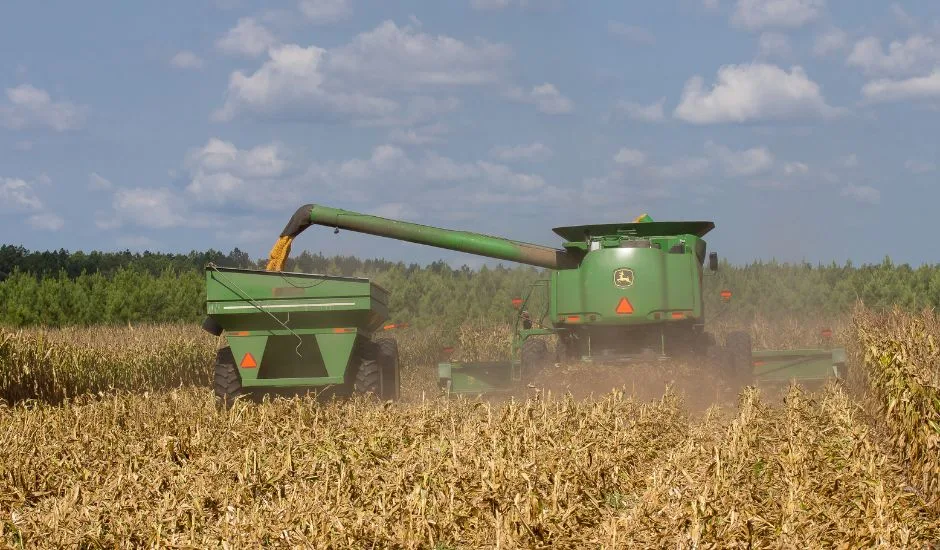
left=202, top=266, right=400, bottom=403
left=258, top=203, right=845, bottom=395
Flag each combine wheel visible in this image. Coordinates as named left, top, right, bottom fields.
left=354, top=358, right=383, bottom=399
left=375, top=338, right=401, bottom=401
left=214, top=346, right=243, bottom=408
left=726, top=331, right=754, bottom=386
left=521, top=338, right=551, bottom=382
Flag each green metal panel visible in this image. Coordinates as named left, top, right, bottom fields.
left=439, top=361, right=516, bottom=395
left=552, top=221, right=715, bottom=241
left=752, top=348, right=847, bottom=383
left=314, top=333, right=357, bottom=378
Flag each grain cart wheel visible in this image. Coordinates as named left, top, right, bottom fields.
left=375, top=338, right=401, bottom=401
left=214, top=346, right=243, bottom=408
left=522, top=338, right=550, bottom=383
left=726, top=331, right=754, bottom=386
left=354, top=357, right=384, bottom=399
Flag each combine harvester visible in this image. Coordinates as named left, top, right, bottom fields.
left=203, top=203, right=845, bottom=400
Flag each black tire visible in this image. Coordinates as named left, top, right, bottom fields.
left=214, top=346, right=242, bottom=408
left=354, top=359, right=382, bottom=398
left=375, top=338, right=401, bottom=401
left=521, top=338, right=550, bottom=382
left=726, top=331, right=754, bottom=385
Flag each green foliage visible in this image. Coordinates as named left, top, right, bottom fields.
left=0, top=245, right=937, bottom=328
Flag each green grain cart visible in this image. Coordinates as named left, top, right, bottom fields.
left=202, top=266, right=400, bottom=403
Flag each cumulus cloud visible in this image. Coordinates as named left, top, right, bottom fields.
left=0, top=177, right=43, bottom=211
left=607, top=22, right=655, bottom=45
left=847, top=35, right=940, bottom=76
left=298, top=0, right=352, bottom=23
left=111, top=188, right=193, bottom=229
left=784, top=161, right=809, bottom=175
left=28, top=213, right=64, bottom=231
left=215, top=21, right=510, bottom=123
left=388, top=123, right=449, bottom=145
left=758, top=32, right=792, bottom=59
left=491, top=142, right=553, bottom=161
left=861, top=71, right=940, bottom=103
left=89, top=172, right=113, bottom=190
left=905, top=159, right=937, bottom=174
left=814, top=27, right=848, bottom=56
left=506, top=83, right=573, bottom=114
left=0, top=84, right=86, bottom=131
left=170, top=51, right=205, bottom=69
left=613, top=148, right=647, bottom=167
left=732, top=0, right=825, bottom=30
left=216, top=18, right=278, bottom=58
left=674, top=63, right=839, bottom=124
left=613, top=98, right=666, bottom=122
left=470, top=0, right=562, bottom=11
left=184, top=138, right=292, bottom=203
left=841, top=184, right=880, bottom=205
left=648, top=157, right=711, bottom=179
left=704, top=141, right=774, bottom=176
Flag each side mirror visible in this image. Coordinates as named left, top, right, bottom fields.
left=709, top=252, right=719, bottom=272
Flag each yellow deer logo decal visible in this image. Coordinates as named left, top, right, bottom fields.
left=614, top=268, right=634, bottom=288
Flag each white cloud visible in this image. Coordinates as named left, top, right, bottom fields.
left=370, top=202, right=418, bottom=219
left=27, top=213, right=64, bottom=231
left=298, top=0, right=352, bottom=23
left=704, top=0, right=720, bottom=9
left=892, top=4, right=916, bottom=29
left=111, top=188, right=192, bottom=229
left=705, top=141, right=774, bottom=176
left=491, top=142, right=553, bottom=161
left=89, top=172, right=113, bottom=190
left=216, top=18, right=277, bottom=58
left=861, top=70, right=940, bottom=103
left=674, top=63, right=838, bottom=124
left=215, top=21, right=509, bottom=123
left=328, top=21, right=511, bottom=88
left=607, top=22, right=655, bottom=45
left=470, top=0, right=561, bottom=11
left=784, top=161, right=809, bottom=175
left=732, top=0, right=825, bottom=30
left=758, top=32, right=792, bottom=59
left=0, top=84, right=86, bottom=132
left=649, top=157, right=711, bottom=179
left=842, top=153, right=858, bottom=168
left=470, top=0, right=511, bottom=9
left=613, top=148, right=647, bottom=167
left=613, top=97, right=666, bottom=122
left=507, top=83, right=573, bottom=114
left=814, top=27, right=848, bottom=56
left=0, top=177, right=43, bottom=211
left=905, top=159, right=936, bottom=174
left=388, top=123, right=449, bottom=145
left=841, top=184, right=880, bottom=205
left=170, top=50, right=205, bottom=69
left=184, top=138, right=292, bottom=203
left=847, top=35, right=940, bottom=76
left=214, top=44, right=398, bottom=122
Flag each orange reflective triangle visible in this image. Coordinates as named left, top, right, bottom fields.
left=240, top=352, right=257, bottom=368
left=616, top=297, right=634, bottom=314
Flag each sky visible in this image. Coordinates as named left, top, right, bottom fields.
left=1, top=0, right=938, bottom=268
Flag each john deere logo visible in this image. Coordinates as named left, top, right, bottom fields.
left=614, top=268, right=634, bottom=288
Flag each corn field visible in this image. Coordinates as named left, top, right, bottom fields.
left=0, top=311, right=937, bottom=547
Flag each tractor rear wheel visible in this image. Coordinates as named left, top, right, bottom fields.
left=214, top=346, right=242, bottom=408
left=726, top=331, right=754, bottom=386
left=522, top=338, right=550, bottom=382
left=375, top=338, right=401, bottom=400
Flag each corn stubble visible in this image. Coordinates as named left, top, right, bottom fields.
left=0, top=313, right=937, bottom=547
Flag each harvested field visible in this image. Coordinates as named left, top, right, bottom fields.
left=0, top=312, right=937, bottom=547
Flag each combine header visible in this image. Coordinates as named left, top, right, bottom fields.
left=205, top=203, right=845, bottom=400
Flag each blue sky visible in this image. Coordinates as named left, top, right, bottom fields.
left=1, top=0, right=938, bottom=268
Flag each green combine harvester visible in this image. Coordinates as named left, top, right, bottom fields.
left=204, top=203, right=845, bottom=400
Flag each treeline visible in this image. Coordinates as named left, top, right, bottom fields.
left=0, top=245, right=938, bottom=328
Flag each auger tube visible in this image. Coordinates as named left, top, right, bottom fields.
left=266, top=203, right=578, bottom=271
